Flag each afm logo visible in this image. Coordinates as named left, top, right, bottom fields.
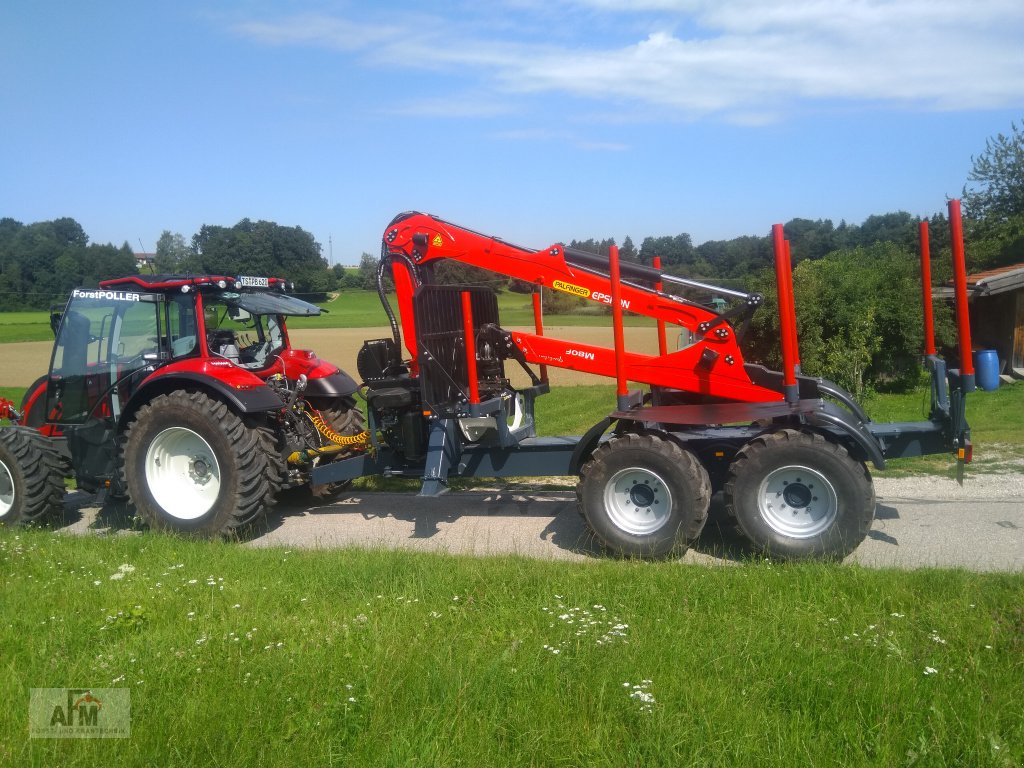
left=30, top=688, right=130, bottom=739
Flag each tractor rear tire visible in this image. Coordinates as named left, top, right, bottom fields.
left=310, top=396, right=365, bottom=445
left=0, top=427, right=64, bottom=526
left=307, top=396, right=366, bottom=499
left=724, top=429, right=875, bottom=560
left=577, top=432, right=711, bottom=558
left=122, top=391, right=275, bottom=536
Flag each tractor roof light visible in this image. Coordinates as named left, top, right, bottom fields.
left=217, top=280, right=227, bottom=289
left=181, top=285, right=191, bottom=293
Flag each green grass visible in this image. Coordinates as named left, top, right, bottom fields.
left=0, top=311, right=56, bottom=343
left=860, top=382, right=1024, bottom=478
left=2, top=530, right=1021, bottom=767
left=0, top=291, right=654, bottom=342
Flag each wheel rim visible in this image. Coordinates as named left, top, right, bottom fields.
left=144, top=427, right=221, bottom=520
left=756, top=464, right=838, bottom=539
left=0, top=459, right=14, bottom=517
left=603, top=467, right=673, bottom=536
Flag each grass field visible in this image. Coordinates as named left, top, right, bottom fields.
left=2, top=531, right=1022, bottom=767
left=0, top=290, right=654, bottom=343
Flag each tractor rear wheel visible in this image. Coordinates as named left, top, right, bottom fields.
left=724, top=429, right=875, bottom=560
left=310, top=396, right=365, bottom=446
left=577, top=432, right=711, bottom=558
left=123, top=391, right=275, bottom=536
left=306, top=396, right=366, bottom=498
left=0, top=427, right=64, bottom=526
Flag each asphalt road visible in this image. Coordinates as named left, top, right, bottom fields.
left=60, top=474, right=1024, bottom=571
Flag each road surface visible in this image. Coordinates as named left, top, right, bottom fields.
left=58, top=474, right=1024, bottom=571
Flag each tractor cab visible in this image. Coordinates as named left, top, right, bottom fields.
left=46, top=287, right=179, bottom=428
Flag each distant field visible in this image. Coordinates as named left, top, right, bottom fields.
left=0, top=290, right=654, bottom=343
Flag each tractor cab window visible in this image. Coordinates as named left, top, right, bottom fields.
left=167, top=294, right=199, bottom=359
left=48, top=291, right=161, bottom=424
left=201, top=291, right=317, bottom=370
left=202, top=296, right=283, bottom=370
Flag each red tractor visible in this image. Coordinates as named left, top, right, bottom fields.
left=0, top=274, right=364, bottom=534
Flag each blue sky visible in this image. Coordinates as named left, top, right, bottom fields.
left=3, top=1, right=1022, bottom=265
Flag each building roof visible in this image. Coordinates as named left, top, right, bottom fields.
left=964, top=262, right=1024, bottom=295
left=936, top=261, right=1024, bottom=298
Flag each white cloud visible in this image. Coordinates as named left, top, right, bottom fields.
left=233, top=2, right=1024, bottom=121
left=234, top=13, right=403, bottom=52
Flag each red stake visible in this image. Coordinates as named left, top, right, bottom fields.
left=772, top=225, right=799, bottom=401
left=947, top=200, right=975, bottom=379
left=460, top=291, right=480, bottom=404
left=531, top=291, right=548, bottom=383
left=918, top=221, right=937, bottom=357
left=784, top=239, right=800, bottom=370
left=609, top=245, right=629, bottom=403
left=653, top=255, right=668, bottom=356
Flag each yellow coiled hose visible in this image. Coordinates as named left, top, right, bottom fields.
left=286, top=409, right=369, bottom=465
left=308, top=409, right=369, bottom=447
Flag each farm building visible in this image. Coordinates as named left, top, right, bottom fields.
left=947, top=262, right=1024, bottom=380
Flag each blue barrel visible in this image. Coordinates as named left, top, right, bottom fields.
left=974, top=349, right=1000, bottom=391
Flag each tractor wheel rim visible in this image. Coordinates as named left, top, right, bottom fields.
left=756, top=464, right=838, bottom=539
left=0, top=460, right=14, bottom=517
left=603, top=467, right=672, bottom=536
left=145, top=427, right=221, bottom=520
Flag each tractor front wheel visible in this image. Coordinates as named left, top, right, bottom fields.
left=577, top=432, right=711, bottom=558
left=123, top=391, right=275, bottom=536
left=724, top=429, right=875, bottom=560
left=0, top=427, right=64, bottom=526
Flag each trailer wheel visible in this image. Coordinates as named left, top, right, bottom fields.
left=0, top=427, right=64, bottom=526
left=577, top=433, right=710, bottom=558
left=724, top=430, right=875, bottom=560
left=123, top=391, right=274, bottom=536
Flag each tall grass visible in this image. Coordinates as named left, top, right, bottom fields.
left=2, top=530, right=1022, bottom=767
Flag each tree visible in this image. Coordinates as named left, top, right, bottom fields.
left=190, top=219, right=326, bottom=294
left=620, top=236, right=638, bottom=263
left=155, top=231, right=190, bottom=273
left=962, top=120, right=1024, bottom=269
left=743, top=242, right=950, bottom=395
left=638, top=233, right=695, bottom=271
left=963, top=121, right=1024, bottom=224
left=357, top=252, right=380, bottom=291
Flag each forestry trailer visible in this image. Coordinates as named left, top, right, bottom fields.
left=0, top=201, right=975, bottom=560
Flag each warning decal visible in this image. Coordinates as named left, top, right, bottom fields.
left=431, top=234, right=443, bottom=247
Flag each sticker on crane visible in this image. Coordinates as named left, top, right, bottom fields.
left=553, top=280, right=590, bottom=298
left=552, top=280, right=631, bottom=310
left=431, top=234, right=443, bottom=247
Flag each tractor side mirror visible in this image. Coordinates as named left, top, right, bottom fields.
left=49, top=310, right=62, bottom=336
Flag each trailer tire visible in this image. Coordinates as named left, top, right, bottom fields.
left=577, top=432, right=710, bottom=558
left=123, top=391, right=274, bottom=536
left=0, top=427, right=64, bottom=526
left=724, top=429, right=875, bottom=560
